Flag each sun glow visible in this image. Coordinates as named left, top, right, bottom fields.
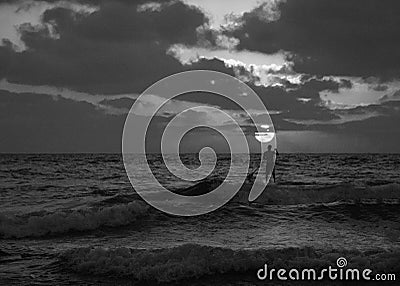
left=254, top=132, right=275, bottom=143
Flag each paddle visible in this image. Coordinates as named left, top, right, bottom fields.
left=246, top=165, right=260, bottom=181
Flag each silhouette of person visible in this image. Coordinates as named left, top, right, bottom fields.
left=246, top=145, right=278, bottom=183
left=263, top=145, right=278, bottom=183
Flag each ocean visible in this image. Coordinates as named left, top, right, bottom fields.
left=0, top=153, right=399, bottom=285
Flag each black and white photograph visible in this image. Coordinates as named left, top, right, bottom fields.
left=0, top=0, right=399, bottom=285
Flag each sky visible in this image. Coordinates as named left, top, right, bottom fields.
left=0, top=0, right=399, bottom=153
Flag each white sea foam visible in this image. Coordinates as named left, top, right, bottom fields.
left=0, top=201, right=149, bottom=238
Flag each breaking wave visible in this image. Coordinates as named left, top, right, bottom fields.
left=0, top=201, right=149, bottom=238
left=60, top=243, right=400, bottom=283
left=2, top=183, right=399, bottom=239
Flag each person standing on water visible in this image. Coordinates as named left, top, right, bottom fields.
left=263, top=144, right=278, bottom=183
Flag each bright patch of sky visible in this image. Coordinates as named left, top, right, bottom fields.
left=176, top=0, right=295, bottom=87
left=183, top=0, right=263, bottom=28
left=168, top=44, right=285, bottom=66
left=320, top=78, right=400, bottom=109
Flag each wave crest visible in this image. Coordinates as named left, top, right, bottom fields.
left=0, top=201, right=149, bottom=238
left=60, top=244, right=400, bottom=283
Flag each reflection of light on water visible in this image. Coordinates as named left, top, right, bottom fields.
left=255, top=132, right=275, bottom=143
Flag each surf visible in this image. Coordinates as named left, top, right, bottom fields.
left=0, top=201, right=149, bottom=238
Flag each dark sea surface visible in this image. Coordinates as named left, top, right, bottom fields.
left=0, top=153, right=400, bottom=285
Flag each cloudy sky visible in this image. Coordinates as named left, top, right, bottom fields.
left=0, top=0, right=399, bottom=153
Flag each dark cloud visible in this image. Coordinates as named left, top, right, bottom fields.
left=230, top=0, right=400, bottom=80
left=43, top=1, right=206, bottom=44
left=379, top=90, right=400, bottom=102
left=298, top=78, right=342, bottom=94
left=0, top=1, right=207, bottom=94
left=251, top=77, right=350, bottom=122
left=311, top=100, right=400, bottom=132
left=339, top=106, right=400, bottom=134
left=372, top=84, right=389, bottom=92
left=0, top=90, right=125, bottom=152
left=0, top=0, right=150, bottom=5
left=0, top=89, right=176, bottom=152
left=339, top=79, right=353, bottom=89
left=240, top=100, right=399, bottom=152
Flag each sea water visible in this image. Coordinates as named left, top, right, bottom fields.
left=0, top=153, right=399, bottom=285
